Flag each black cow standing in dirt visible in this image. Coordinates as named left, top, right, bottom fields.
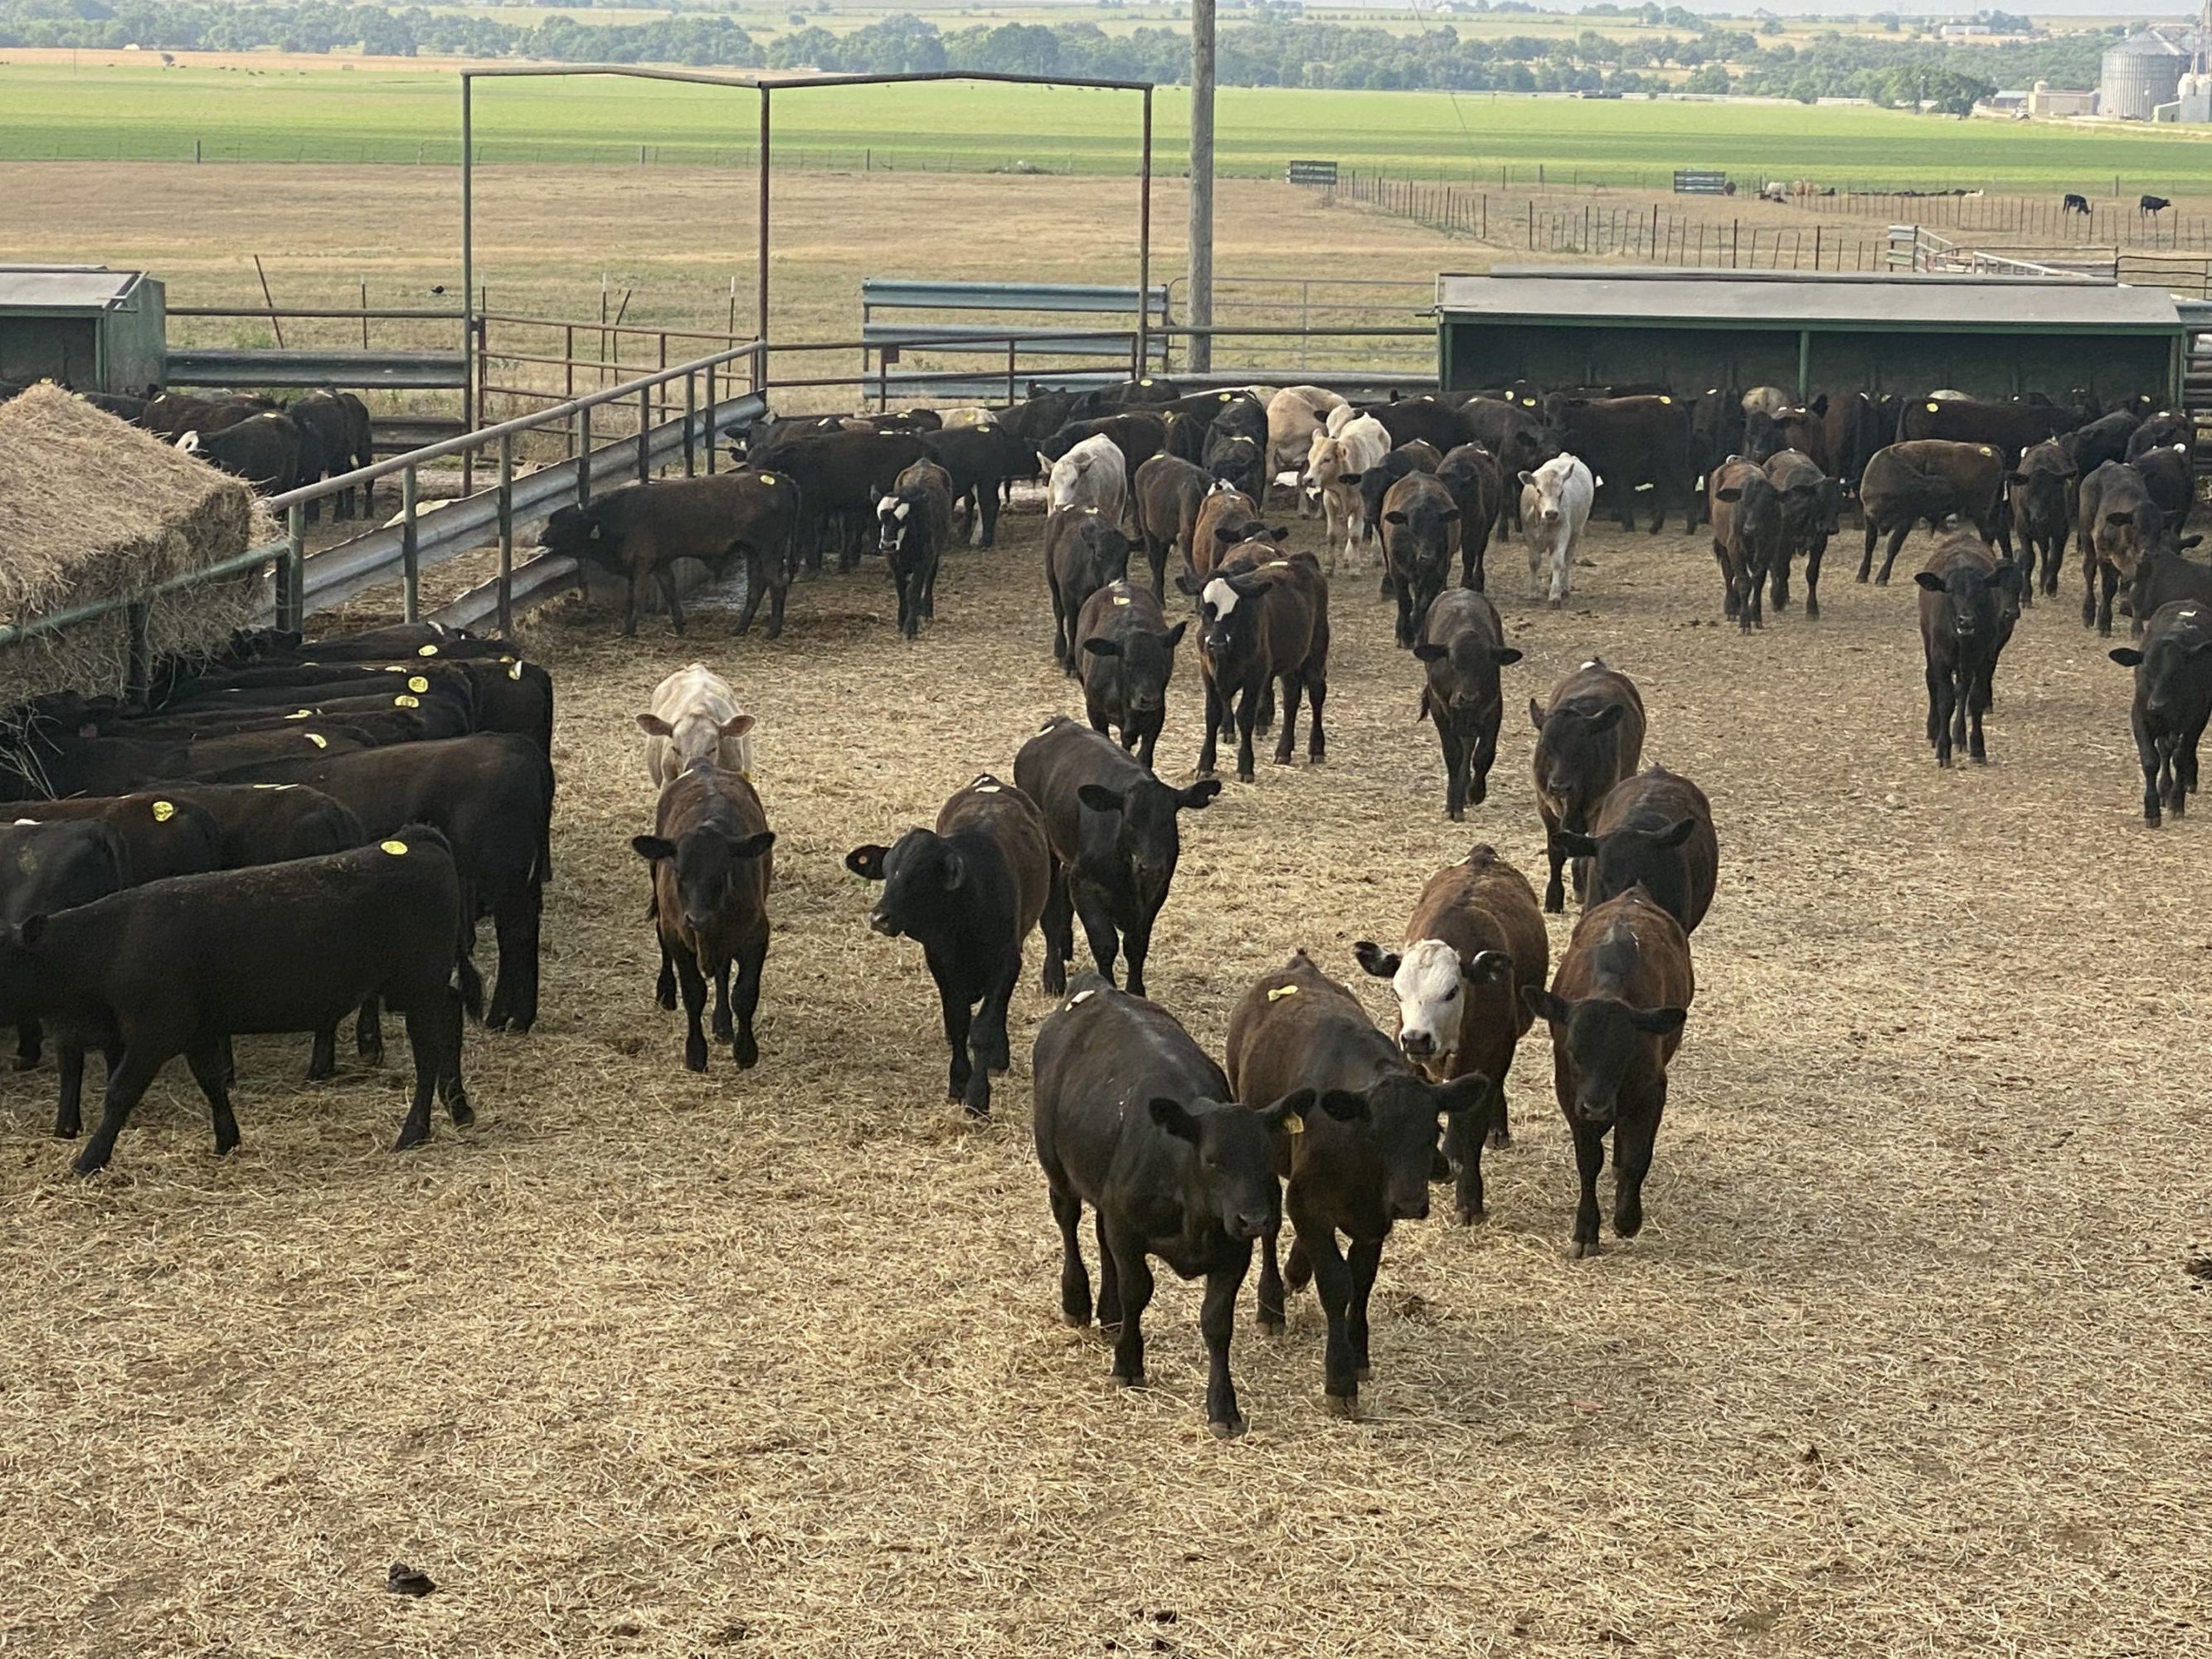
left=847, top=773, right=1049, bottom=1117
left=1544, top=394, right=1694, bottom=534
left=1435, top=442, right=1503, bottom=591
left=2112, top=599, right=2212, bottom=825
left=1077, top=580, right=1186, bottom=770
left=1379, top=471, right=1461, bottom=647
left=1549, top=765, right=1719, bottom=935
left=540, top=472, right=800, bottom=638
left=1414, top=587, right=1522, bottom=820
left=0, top=820, right=134, bottom=1137
left=1045, top=506, right=1133, bottom=673
left=1530, top=659, right=1647, bottom=912
left=634, top=761, right=774, bottom=1073
left=0, top=827, right=476, bottom=1175
left=1014, top=715, right=1219, bottom=999
left=2007, top=440, right=2076, bottom=602
left=917, top=424, right=1032, bottom=547
left=1031, top=975, right=1312, bottom=1438
left=877, top=463, right=953, bottom=640
left=1917, top=533, right=2023, bottom=767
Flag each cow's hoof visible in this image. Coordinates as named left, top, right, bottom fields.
left=734, top=1034, right=759, bottom=1069
left=1210, top=1415, right=1247, bottom=1441
left=1322, top=1393, right=1355, bottom=1419
left=1456, top=1205, right=1485, bottom=1227
left=12, top=1055, right=36, bottom=1073
left=1874, top=573, right=1890, bottom=587
left=1569, top=1238, right=1600, bottom=1260
left=1062, top=1311, right=1090, bottom=1330
left=1257, top=1315, right=1286, bottom=1337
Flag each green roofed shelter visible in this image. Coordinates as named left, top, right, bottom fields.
left=1433, top=267, right=2210, bottom=407
left=0, top=265, right=166, bottom=397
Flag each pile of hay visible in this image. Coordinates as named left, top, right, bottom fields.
left=0, top=382, right=275, bottom=714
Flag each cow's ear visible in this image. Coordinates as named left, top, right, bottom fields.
left=1179, top=778, right=1223, bottom=811
left=1528, top=697, right=1546, bottom=732
left=1353, top=940, right=1401, bottom=980
left=1082, top=636, right=1121, bottom=659
left=1213, top=524, right=1242, bottom=544
left=1162, top=620, right=1188, bottom=650
left=1654, top=817, right=1699, bottom=850
left=1412, top=642, right=1447, bottom=663
left=2108, top=511, right=2134, bottom=528
left=2182, top=535, right=2205, bottom=550
left=1258, top=1088, right=1315, bottom=1136
left=720, top=712, right=756, bottom=739
left=941, top=850, right=965, bottom=893
left=1316, top=1088, right=1369, bottom=1123
left=631, top=835, right=676, bottom=863
left=17, top=914, right=47, bottom=947
left=1517, top=469, right=1536, bottom=488
left=1077, top=784, right=1125, bottom=815
left=728, top=831, right=776, bottom=861
left=1149, top=1097, right=1203, bottom=1144
left=1383, top=510, right=1409, bottom=525
left=1493, top=646, right=1524, bottom=667
left=1463, top=949, right=1514, bottom=985
left=1267, top=526, right=1289, bottom=542
left=1433, top=1073, right=1494, bottom=1118
left=1913, top=572, right=1947, bottom=592
left=845, top=844, right=889, bottom=882
left=1441, top=507, right=1461, bottom=522
left=2110, top=647, right=2146, bottom=667
left=1551, top=830, right=1600, bottom=859
left=1521, top=985, right=1571, bottom=1024
left=1587, top=703, right=1626, bottom=734
left=1338, top=471, right=1363, bottom=487
left=1715, top=486, right=1743, bottom=503
left=1631, top=1006, right=1689, bottom=1037
left=635, top=713, right=673, bottom=738
left=1809, top=394, right=1829, bottom=416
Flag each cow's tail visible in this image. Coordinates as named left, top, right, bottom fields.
left=454, top=873, right=487, bottom=1023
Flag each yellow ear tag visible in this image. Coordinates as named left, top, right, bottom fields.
left=1112, top=593, right=1131, bottom=606
left=1266, top=984, right=1300, bottom=1002
left=1925, top=401, right=1940, bottom=413
left=508, top=660, right=523, bottom=680
left=407, top=675, right=430, bottom=693
left=1658, top=395, right=1672, bottom=406
left=1979, top=446, right=1995, bottom=457
left=379, top=839, right=408, bottom=856
left=151, top=800, right=174, bottom=823
left=394, top=694, right=421, bottom=708
left=305, top=732, right=328, bottom=749
left=1283, top=1113, right=1305, bottom=1136
left=418, top=645, right=439, bottom=657
left=1522, top=397, right=1537, bottom=407
left=1069, top=987, right=1097, bottom=1005
left=285, top=709, right=311, bottom=719
left=759, top=471, right=777, bottom=484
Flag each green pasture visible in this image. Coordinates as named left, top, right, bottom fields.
left=7, top=61, right=2212, bottom=188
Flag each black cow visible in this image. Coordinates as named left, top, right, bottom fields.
left=2142, top=194, right=2171, bottom=216
left=1820, top=390, right=1892, bottom=509
left=2111, top=599, right=2212, bottom=825
left=0, top=820, right=134, bottom=1137
left=2126, top=411, right=2190, bottom=460
left=2059, top=409, right=2141, bottom=479
left=1194, top=552, right=1330, bottom=782
left=847, top=773, right=1049, bottom=1117
left=539, top=473, right=800, bottom=638
left=1077, top=580, right=1186, bottom=770
left=1896, top=395, right=2079, bottom=467
left=1548, top=765, right=1719, bottom=935
left=634, top=761, right=774, bottom=1073
left=1763, top=449, right=1843, bottom=617
left=1530, top=660, right=1646, bottom=912
left=1709, top=458, right=1785, bottom=632
left=1038, top=412, right=1167, bottom=479
left=1354, top=395, right=1466, bottom=454
left=2078, top=460, right=2166, bottom=636
left=917, top=424, right=1033, bottom=547
left=2008, top=440, right=2077, bottom=600
left=1045, top=506, right=1132, bottom=673
left=877, top=465, right=952, bottom=640
left=1202, top=425, right=1267, bottom=501
left=1544, top=394, right=1694, bottom=534
left=178, top=411, right=302, bottom=495
left=1916, top=533, right=2021, bottom=767
left=1014, top=715, right=1218, bottom=999
left=1031, top=975, right=1311, bottom=1438
left=1378, top=471, right=1461, bottom=647
left=2064, top=193, right=2091, bottom=215
left=1413, top=588, right=1522, bottom=820
left=2135, top=441, right=2195, bottom=527
left=0, top=827, right=476, bottom=1175
left=1688, top=386, right=1745, bottom=528
left=1351, top=441, right=1442, bottom=560
left=747, top=428, right=928, bottom=572
left=2123, top=543, right=2212, bottom=632
left=1225, top=951, right=1490, bottom=1418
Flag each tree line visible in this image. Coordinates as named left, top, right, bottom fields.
left=0, top=0, right=2112, bottom=103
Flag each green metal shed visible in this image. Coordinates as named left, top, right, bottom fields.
left=1435, top=268, right=2195, bottom=406
left=0, top=265, right=167, bottom=396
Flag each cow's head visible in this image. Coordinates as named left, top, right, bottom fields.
left=844, top=825, right=965, bottom=941
left=538, top=503, right=609, bottom=562
left=2112, top=604, right=2212, bottom=717
left=1530, top=695, right=1630, bottom=800
left=1915, top=557, right=2019, bottom=648
left=1076, top=773, right=1219, bottom=907
left=1082, top=614, right=1187, bottom=717
left=1150, top=1090, right=1313, bottom=1242
left=632, top=818, right=775, bottom=937
left=1521, top=985, right=1687, bottom=1126
left=1299, top=1071, right=1492, bottom=1223
left=1412, top=633, right=1521, bottom=801
left=1552, top=817, right=1700, bottom=925
left=1354, top=938, right=1514, bottom=1075
left=876, top=493, right=914, bottom=557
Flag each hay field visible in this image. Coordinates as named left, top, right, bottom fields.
left=2, top=477, right=2209, bottom=1656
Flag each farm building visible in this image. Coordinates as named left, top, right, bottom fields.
left=1432, top=267, right=2206, bottom=405
left=0, top=265, right=165, bottom=395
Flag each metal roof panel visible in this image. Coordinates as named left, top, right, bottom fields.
left=0, top=268, right=145, bottom=313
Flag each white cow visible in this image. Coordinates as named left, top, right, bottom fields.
left=1265, top=385, right=1351, bottom=512
left=1519, top=453, right=1597, bottom=609
left=637, top=662, right=756, bottom=786
left=1046, top=433, right=1127, bottom=524
left=1740, top=386, right=1792, bottom=418
left=1302, top=414, right=1390, bottom=572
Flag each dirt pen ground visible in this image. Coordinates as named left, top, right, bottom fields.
left=3, top=476, right=2210, bottom=1655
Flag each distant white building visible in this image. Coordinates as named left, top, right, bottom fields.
left=1939, top=22, right=1992, bottom=38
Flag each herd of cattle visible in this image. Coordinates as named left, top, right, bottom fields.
left=4, top=363, right=2208, bottom=1435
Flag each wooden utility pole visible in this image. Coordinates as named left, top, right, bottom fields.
left=1188, top=0, right=1215, bottom=374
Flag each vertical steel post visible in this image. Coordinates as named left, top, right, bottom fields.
left=565, top=323, right=576, bottom=457
left=683, top=372, right=698, bottom=477
left=705, top=362, right=717, bottom=473
left=497, top=431, right=515, bottom=635
left=1137, top=87, right=1152, bottom=378
left=284, top=500, right=305, bottom=633
left=638, top=377, right=653, bottom=483
left=401, top=464, right=421, bottom=623
left=757, top=87, right=772, bottom=348
left=460, top=75, right=476, bottom=495
left=1187, top=0, right=1214, bottom=375
left=578, top=404, right=593, bottom=505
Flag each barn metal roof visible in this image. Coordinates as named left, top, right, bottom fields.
left=0, top=266, right=150, bottom=314
left=1434, top=268, right=2186, bottom=333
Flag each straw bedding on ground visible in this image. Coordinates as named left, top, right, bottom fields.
left=0, top=492, right=2206, bottom=1658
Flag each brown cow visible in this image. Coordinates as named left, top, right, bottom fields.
left=1549, top=765, right=1719, bottom=934
left=1130, top=453, right=1214, bottom=601
left=1225, top=951, right=1490, bottom=1417
left=1857, top=440, right=2008, bottom=586
left=1524, top=886, right=1694, bottom=1258
left=1529, top=659, right=1646, bottom=912
left=1184, top=484, right=1284, bottom=592
left=1194, top=552, right=1330, bottom=782
left=1354, top=842, right=1548, bottom=1224
left=633, top=760, right=775, bottom=1073
left=1412, top=587, right=1522, bottom=820
left=2077, top=460, right=2166, bottom=637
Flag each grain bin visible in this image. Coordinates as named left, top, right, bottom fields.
left=2101, top=30, right=2190, bottom=122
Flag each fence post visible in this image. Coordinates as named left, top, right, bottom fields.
left=704, top=363, right=717, bottom=474
left=637, top=377, right=652, bottom=484
left=683, top=372, right=698, bottom=478
left=578, top=405, right=593, bottom=506
left=565, top=324, right=577, bottom=459
left=1007, top=339, right=1018, bottom=405
left=284, top=500, right=305, bottom=633
left=497, top=431, right=515, bottom=636
left=401, top=464, right=421, bottom=624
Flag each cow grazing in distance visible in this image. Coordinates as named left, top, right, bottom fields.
left=2064, top=192, right=2091, bottom=215
left=2078, top=460, right=2166, bottom=636
left=1077, top=580, right=1185, bottom=770
left=1130, top=453, right=1214, bottom=601
left=1412, top=587, right=1523, bottom=820
left=1014, top=715, right=1219, bottom=998
left=1857, top=440, right=2010, bottom=584
left=2142, top=193, right=2171, bottom=216
left=1435, top=442, right=1504, bottom=591
left=1354, top=843, right=1548, bottom=1224
left=539, top=472, right=800, bottom=638
left=1520, top=452, right=1597, bottom=608
left=846, top=773, right=1049, bottom=1117
left=0, top=827, right=476, bottom=1175
left=638, top=663, right=754, bottom=787
left=1046, top=433, right=1128, bottom=526
left=1549, top=766, right=1718, bottom=935
left=634, top=761, right=774, bottom=1072
left=0, top=820, right=134, bottom=1137
left=1709, top=457, right=1785, bottom=631
left=1225, top=951, right=1490, bottom=1417
left=1044, top=506, right=1132, bottom=673
left=1525, top=886, right=1694, bottom=1258
left=1916, top=533, right=2023, bottom=767
left=2008, top=440, right=2077, bottom=601
left=1031, top=975, right=1313, bottom=1438
left=1530, top=659, right=1647, bottom=912
left=1379, top=471, right=1461, bottom=647
left=1763, top=448, right=1843, bottom=616
left=1195, top=552, right=1330, bottom=783
left=2111, top=599, right=2212, bottom=825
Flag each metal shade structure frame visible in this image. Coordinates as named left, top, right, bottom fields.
left=458, top=66, right=1157, bottom=415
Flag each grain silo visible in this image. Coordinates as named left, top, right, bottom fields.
left=2101, top=29, right=2191, bottom=120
